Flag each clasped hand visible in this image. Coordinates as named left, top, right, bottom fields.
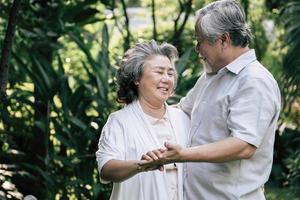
left=138, top=142, right=183, bottom=172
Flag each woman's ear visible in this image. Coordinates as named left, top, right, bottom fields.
left=134, top=81, right=139, bottom=85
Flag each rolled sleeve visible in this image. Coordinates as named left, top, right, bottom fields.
left=228, top=78, right=275, bottom=147
left=95, top=114, right=125, bottom=183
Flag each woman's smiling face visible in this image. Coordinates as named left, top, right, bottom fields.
left=137, top=55, right=176, bottom=105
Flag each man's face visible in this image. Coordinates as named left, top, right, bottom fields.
left=195, top=34, right=224, bottom=73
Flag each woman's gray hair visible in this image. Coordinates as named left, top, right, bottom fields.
left=195, top=0, right=252, bottom=47
left=116, top=40, right=178, bottom=104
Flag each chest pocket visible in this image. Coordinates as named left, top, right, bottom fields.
left=201, top=100, right=228, bottom=123
left=190, top=97, right=230, bottom=144
left=193, top=96, right=228, bottom=123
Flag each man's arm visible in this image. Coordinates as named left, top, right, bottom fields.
left=140, top=137, right=256, bottom=168
left=164, top=137, right=256, bottom=163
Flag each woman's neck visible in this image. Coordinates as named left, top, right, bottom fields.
left=138, top=98, right=165, bottom=119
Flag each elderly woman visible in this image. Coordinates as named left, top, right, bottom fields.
left=95, top=40, right=190, bottom=200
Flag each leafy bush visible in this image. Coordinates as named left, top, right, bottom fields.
left=283, top=149, right=300, bottom=194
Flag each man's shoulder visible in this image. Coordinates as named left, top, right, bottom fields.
left=239, top=61, right=277, bottom=84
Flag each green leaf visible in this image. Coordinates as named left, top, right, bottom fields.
left=176, top=47, right=192, bottom=75
left=68, top=116, right=87, bottom=130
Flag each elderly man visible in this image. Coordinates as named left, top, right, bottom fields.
left=141, top=0, right=281, bottom=199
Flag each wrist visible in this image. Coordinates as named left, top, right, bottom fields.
left=134, top=161, right=143, bottom=173
left=178, top=148, right=187, bottom=162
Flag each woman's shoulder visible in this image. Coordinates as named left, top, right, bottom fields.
left=106, top=102, right=137, bottom=123
left=107, top=107, right=128, bottom=121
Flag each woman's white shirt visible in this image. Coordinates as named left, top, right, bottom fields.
left=96, top=100, right=190, bottom=200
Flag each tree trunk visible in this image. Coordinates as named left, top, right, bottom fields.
left=0, top=0, right=21, bottom=102
left=26, top=43, right=52, bottom=199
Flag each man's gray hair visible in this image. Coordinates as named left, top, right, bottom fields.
left=116, top=40, right=178, bottom=104
left=195, top=0, right=252, bottom=47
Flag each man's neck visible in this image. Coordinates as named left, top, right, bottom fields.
left=225, top=46, right=250, bottom=65
left=212, top=46, right=250, bottom=74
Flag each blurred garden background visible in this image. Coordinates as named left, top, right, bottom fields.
left=0, top=0, right=299, bottom=199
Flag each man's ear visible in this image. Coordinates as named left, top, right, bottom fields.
left=221, top=32, right=231, bottom=49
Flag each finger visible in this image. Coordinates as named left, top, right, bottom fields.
left=146, top=151, right=159, bottom=160
left=138, top=159, right=151, bottom=165
left=164, top=141, right=173, bottom=149
left=138, top=159, right=161, bottom=169
left=141, top=154, right=153, bottom=161
left=159, top=148, right=167, bottom=153
left=152, top=149, right=163, bottom=159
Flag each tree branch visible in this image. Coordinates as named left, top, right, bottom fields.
left=120, top=0, right=131, bottom=50
left=151, top=0, right=157, bottom=40
left=172, top=0, right=192, bottom=52
left=173, top=0, right=184, bottom=33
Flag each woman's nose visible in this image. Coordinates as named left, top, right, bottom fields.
left=161, top=72, right=171, bottom=81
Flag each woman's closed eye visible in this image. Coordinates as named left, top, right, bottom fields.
left=154, top=70, right=164, bottom=75
left=167, top=71, right=175, bottom=76
left=154, top=71, right=175, bottom=77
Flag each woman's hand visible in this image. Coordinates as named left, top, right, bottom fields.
left=138, top=142, right=184, bottom=171
left=139, top=148, right=166, bottom=171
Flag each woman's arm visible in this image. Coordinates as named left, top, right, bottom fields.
left=100, top=159, right=143, bottom=182
left=100, top=157, right=162, bottom=183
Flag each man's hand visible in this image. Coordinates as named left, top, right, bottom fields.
left=162, top=142, right=183, bottom=163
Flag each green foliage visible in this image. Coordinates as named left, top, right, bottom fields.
left=281, top=1, right=300, bottom=90
left=170, top=47, right=201, bottom=104
left=265, top=186, right=300, bottom=200
left=270, top=1, right=300, bottom=192
left=272, top=128, right=300, bottom=187
left=283, top=149, right=300, bottom=193
left=1, top=23, right=115, bottom=199
left=0, top=1, right=115, bottom=199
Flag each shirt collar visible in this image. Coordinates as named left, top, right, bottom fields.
left=144, top=107, right=169, bottom=125
left=137, top=100, right=170, bottom=125
left=225, top=49, right=257, bottom=75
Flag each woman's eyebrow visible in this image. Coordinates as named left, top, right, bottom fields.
left=153, top=66, right=174, bottom=70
